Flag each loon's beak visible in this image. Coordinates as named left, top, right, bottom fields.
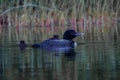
left=75, top=32, right=84, bottom=36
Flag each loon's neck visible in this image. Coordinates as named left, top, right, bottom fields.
left=70, top=41, right=77, bottom=48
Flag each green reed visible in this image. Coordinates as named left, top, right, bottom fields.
left=0, top=0, right=119, bottom=43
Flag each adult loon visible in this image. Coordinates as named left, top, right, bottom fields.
left=32, top=30, right=84, bottom=51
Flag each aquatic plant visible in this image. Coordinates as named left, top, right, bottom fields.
left=0, top=0, right=119, bottom=42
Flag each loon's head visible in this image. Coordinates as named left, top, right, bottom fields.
left=63, top=30, right=84, bottom=40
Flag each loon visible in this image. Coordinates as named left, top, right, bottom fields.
left=32, top=30, right=84, bottom=51
left=18, top=40, right=27, bottom=50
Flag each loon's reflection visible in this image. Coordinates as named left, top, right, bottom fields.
left=38, top=48, right=77, bottom=80
left=63, top=49, right=76, bottom=61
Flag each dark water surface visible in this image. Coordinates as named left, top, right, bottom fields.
left=0, top=41, right=120, bottom=80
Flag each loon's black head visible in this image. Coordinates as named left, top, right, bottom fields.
left=63, top=30, right=83, bottom=40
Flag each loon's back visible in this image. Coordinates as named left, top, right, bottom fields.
left=32, top=39, right=76, bottom=49
left=39, top=39, right=75, bottom=48
left=38, top=39, right=75, bottom=52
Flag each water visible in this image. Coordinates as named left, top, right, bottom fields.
left=0, top=41, right=120, bottom=80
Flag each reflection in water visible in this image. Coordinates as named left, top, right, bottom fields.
left=0, top=42, right=120, bottom=80
left=77, top=43, right=120, bottom=80
left=0, top=52, right=3, bottom=80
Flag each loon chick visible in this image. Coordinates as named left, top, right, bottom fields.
left=19, top=40, right=27, bottom=50
left=32, top=29, right=84, bottom=49
left=49, top=35, right=60, bottom=40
